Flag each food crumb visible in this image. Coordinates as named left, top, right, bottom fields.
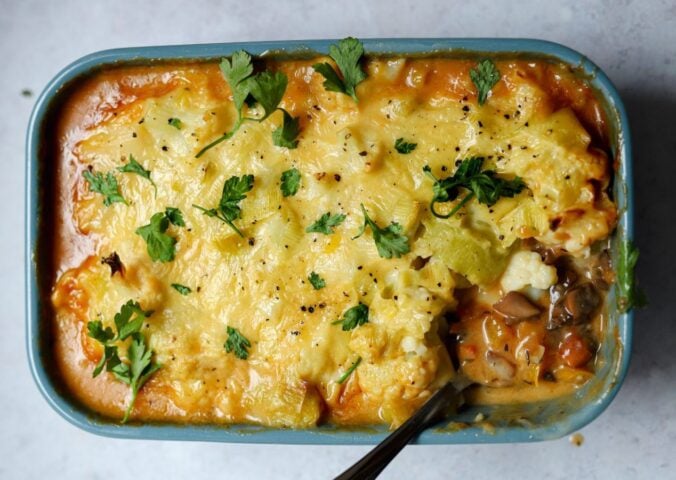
left=21, top=88, right=33, bottom=97
left=570, top=433, right=584, bottom=447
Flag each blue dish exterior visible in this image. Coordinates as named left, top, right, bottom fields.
left=25, top=38, right=633, bottom=444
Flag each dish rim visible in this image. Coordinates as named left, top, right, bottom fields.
left=25, top=37, right=633, bottom=445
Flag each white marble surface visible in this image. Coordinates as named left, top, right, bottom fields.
left=1, top=0, right=675, bottom=478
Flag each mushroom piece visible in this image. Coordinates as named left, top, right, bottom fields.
left=564, top=283, right=601, bottom=324
left=493, top=291, right=542, bottom=324
left=485, top=351, right=516, bottom=386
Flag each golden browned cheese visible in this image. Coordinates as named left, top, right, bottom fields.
left=48, top=56, right=616, bottom=427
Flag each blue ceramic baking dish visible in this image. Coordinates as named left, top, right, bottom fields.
left=25, top=38, right=633, bottom=444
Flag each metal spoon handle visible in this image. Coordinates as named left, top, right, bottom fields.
left=334, top=381, right=460, bottom=480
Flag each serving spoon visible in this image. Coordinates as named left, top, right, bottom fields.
left=334, top=377, right=471, bottom=480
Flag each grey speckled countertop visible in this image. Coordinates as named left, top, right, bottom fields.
left=1, top=0, right=674, bottom=478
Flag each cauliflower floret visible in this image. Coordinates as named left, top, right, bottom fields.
left=500, top=251, right=557, bottom=293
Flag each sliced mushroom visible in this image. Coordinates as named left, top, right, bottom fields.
left=493, top=292, right=541, bottom=325
left=564, top=283, right=601, bottom=324
left=555, top=256, right=578, bottom=289
left=485, top=351, right=516, bottom=386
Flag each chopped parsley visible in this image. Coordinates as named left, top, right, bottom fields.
left=308, top=272, right=326, bottom=290
left=306, top=212, right=346, bottom=235
left=423, top=157, right=525, bottom=219
left=82, top=169, right=126, bottom=206
left=171, top=283, right=192, bottom=295
left=87, top=300, right=160, bottom=422
left=272, top=110, right=300, bottom=149
left=224, top=326, right=251, bottom=360
left=469, top=59, right=500, bottom=106
left=135, top=208, right=185, bottom=262
left=118, top=155, right=156, bottom=193
left=280, top=168, right=301, bottom=197
left=195, top=51, right=300, bottom=157
left=394, top=138, right=417, bottom=154
left=334, top=303, right=369, bottom=331
left=617, top=240, right=647, bottom=312
left=353, top=204, right=410, bottom=259
left=337, top=356, right=362, bottom=384
left=168, top=117, right=183, bottom=129
left=193, top=174, right=254, bottom=237
left=313, top=37, right=367, bottom=102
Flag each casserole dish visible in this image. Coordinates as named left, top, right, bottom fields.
left=26, top=38, right=633, bottom=444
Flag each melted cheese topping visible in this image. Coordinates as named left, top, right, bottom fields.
left=49, top=57, right=616, bottom=427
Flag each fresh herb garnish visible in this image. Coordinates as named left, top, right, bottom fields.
left=423, top=157, right=525, bottom=219
left=272, top=109, right=300, bottom=149
left=308, top=272, right=326, bottom=290
left=469, top=59, right=500, bottom=106
left=135, top=207, right=185, bottom=262
left=171, top=283, right=192, bottom=295
left=394, top=138, right=417, bottom=154
left=353, top=204, right=410, bottom=259
left=164, top=207, right=185, bottom=227
left=195, top=52, right=300, bottom=157
left=193, top=174, right=254, bottom=237
left=168, top=117, right=183, bottom=129
left=83, top=169, right=126, bottom=206
left=224, top=326, right=251, bottom=360
left=87, top=300, right=160, bottom=422
left=313, top=37, right=367, bottom=102
left=617, top=240, right=647, bottom=312
left=306, top=212, right=346, bottom=235
left=337, top=356, right=362, bottom=384
left=118, top=155, right=156, bottom=193
left=333, top=303, right=369, bottom=331
left=280, top=168, right=301, bottom=197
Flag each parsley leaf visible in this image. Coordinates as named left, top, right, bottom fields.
left=114, top=299, right=153, bottom=341
left=118, top=333, right=161, bottom=422
left=220, top=50, right=255, bottom=112
left=197, top=52, right=299, bottom=157
left=272, top=110, right=300, bottom=149
left=617, top=240, right=647, bottom=312
left=86, top=300, right=159, bottom=422
left=164, top=207, right=185, bottom=227
left=280, top=167, right=301, bottom=197
left=306, top=212, right=346, bottom=235
left=469, top=59, right=501, bottom=106
left=136, top=208, right=185, bottom=262
left=193, top=174, right=254, bottom=237
left=312, top=63, right=345, bottom=94
left=313, top=37, right=367, bottom=102
left=423, top=157, right=525, bottom=218
left=308, top=272, right=326, bottom=290
left=168, top=117, right=183, bottom=129
left=246, top=71, right=287, bottom=120
left=352, top=204, right=410, bottom=259
left=334, top=303, right=369, bottom=331
left=87, top=320, right=115, bottom=345
left=118, top=155, right=156, bottom=197
left=394, top=138, right=417, bottom=154
left=337, top=356, right=362, bottom=384
left=83, top=169, right=126, bottom=206
left=171, top=283, right=192, bottom=295
left=224, top=326, right=251, bottom=360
